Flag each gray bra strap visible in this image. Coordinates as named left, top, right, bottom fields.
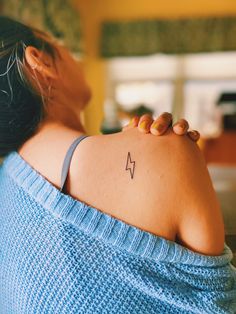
left=60, top=134, right=90, bottom=193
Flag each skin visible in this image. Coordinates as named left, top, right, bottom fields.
left=18, top=35, right=224, bottom=256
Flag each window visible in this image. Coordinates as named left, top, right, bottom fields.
left=106, top=52, right=236, bottom=135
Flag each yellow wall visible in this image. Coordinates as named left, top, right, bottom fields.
left=75, top=0, right=236, bottom=135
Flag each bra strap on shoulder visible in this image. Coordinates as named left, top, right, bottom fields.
left=60, top=134, right=90, bottom=193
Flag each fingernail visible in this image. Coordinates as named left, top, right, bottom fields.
left=140, top=120, right=147, bottom=129
left=129, top=117, right=136, bottom=126
left=152, top=123, right=164, bottom=132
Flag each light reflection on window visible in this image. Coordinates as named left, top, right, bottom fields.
left=115, top=81, right=173, bottom=116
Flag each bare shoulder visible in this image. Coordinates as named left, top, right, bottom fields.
left=117, top=128, right=225, bottom=256
left=70, top=128, right=225, bottom=255
left=139, top=129, right=225, bottom=256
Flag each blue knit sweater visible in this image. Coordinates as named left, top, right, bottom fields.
left=0, top=151, right=236, bottom=314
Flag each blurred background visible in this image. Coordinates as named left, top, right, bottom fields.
left=0, top=0, right=235, bottom=262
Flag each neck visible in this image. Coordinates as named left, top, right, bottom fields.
left=18, top=96, right=88, bottom=157
left=38, top=117, right=86, bottom=134
left=43, top=97, right=87, bottom=133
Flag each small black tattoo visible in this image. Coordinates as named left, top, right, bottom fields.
left=125, top=152, right=135, bottom=179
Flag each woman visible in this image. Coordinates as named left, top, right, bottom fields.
left=0, top=17, right=235, bottom=314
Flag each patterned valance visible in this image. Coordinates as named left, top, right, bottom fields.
left=101, top=16, right=236, bottom=57
left=0, top=0, right=82, bottom=52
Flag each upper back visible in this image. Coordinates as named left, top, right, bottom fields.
left=17, top=126, right=225, bottom=255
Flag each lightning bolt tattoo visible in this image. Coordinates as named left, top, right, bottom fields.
left=125, top=152, right=135, bottom=179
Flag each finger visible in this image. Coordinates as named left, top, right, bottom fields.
left=138, top=114, right=154, bottom=133
left=172, top=119, right=189, bottom=135
left=129, top=115, right=140, bottom=127
left=150, top=112, right=172, bottom=135
left=187, top=130, right=200, bottom=142
left=122, top=116, right=139, bottom=132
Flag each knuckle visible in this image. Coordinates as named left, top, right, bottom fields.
left=193, top=130, right=200, bottom=137
left=140, top=113, right=152, bottom=120
left=161, top=112, right=172, bottom=119
left=188, top=130, right=200, bottom=140
left=155, top=116, right=170, bottom=126
left=159, top=113, right=172, bottom=122
left=183, top=119, right=189, bottom=127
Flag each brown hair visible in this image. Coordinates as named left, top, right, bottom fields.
left=0, top=16, right=57, bottom=157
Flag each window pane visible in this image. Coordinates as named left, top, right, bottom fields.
left=115, top=81, right=174, bottom=125
left=184, top=80, right=236, bottom=137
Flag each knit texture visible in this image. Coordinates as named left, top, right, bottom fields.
left=0, top=151, right=236, bottom=314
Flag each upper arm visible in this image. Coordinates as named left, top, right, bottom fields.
left=173, top=138, right=225, bottom=255
left=144, top=131, right=225, bottom=256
